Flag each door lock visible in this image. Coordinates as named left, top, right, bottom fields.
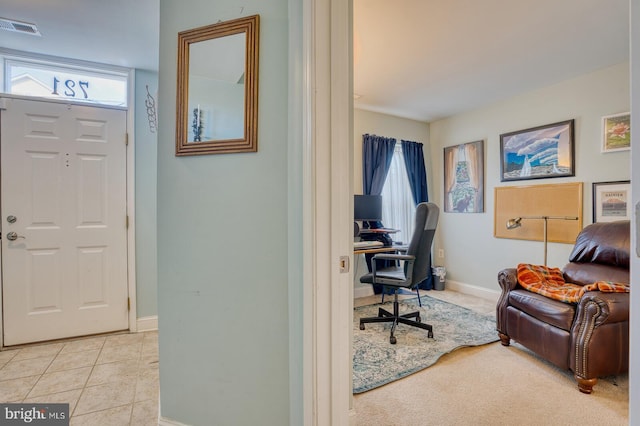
left=339, top=256, right=350, bottom=273
left=6, top=232, right=25, bottom=241
left=7, top=215, right=16, bottom=224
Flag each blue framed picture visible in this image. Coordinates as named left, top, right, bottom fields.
left=499, top=119, right=574, bottom=182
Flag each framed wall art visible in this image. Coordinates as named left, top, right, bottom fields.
left=443, top=140, right=484, bottom=213
left=602, top=112, right=630, bottom=152
left=592, top=180, right=631, bottom=223
left=499, top=119, right=574, bottom=182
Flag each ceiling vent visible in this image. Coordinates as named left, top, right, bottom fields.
left=0, top=17, right=41, bottom=36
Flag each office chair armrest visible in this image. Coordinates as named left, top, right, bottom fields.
left=371, top=254, right=415, bottom=284
left=371, top=254, right=415, bottom=262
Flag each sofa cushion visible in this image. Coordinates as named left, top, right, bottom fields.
left=563, top=262, right=630, bottom=286
left=508, top=289, right=575, bottom=331
left=568, top=221, right=630, bottom=268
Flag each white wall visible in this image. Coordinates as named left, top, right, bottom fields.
left=157, top=1, right=292, bottom=425
left=429, top=62, right=630, bottom=293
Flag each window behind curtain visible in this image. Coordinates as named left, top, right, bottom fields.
left=381, top=144, right=416, bottom=245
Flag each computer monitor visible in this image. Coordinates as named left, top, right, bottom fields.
left=354, top=194, right=382, bottom=222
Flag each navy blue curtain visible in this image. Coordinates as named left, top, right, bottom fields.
left=362, top=134, right=396, bottom=293
left=362, top=134, right=396, bottom=195
left=401, top=140, right=433, bottom=290
left=401, top=140, right=429, bottom=204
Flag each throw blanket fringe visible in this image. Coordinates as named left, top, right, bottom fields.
left=516, top=263, right=629, bottom=304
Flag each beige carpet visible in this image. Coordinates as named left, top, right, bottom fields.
left=353, top=291, right=628, bottom=425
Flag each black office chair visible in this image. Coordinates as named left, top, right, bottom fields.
left=359, top=202, right=439, bottom=344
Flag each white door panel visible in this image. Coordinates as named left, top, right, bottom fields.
left=1, top=97, right=128, bottom=346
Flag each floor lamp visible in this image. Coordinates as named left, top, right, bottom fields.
left=506, top=216, right=579, bottom=265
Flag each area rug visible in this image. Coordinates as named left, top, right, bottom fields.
left=353, top=295, right=498, bottom=393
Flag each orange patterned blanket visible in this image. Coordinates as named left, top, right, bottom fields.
left=516, top=263, right=629, bottom=304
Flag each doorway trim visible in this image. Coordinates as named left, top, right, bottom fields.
left=126, top=69, right=138, bottom=333
left=302, top=0, right=353, bottom=424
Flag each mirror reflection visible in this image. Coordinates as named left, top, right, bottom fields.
left=176, top=15, right=259, bottom=156
left=188, top=33, right=245, bottom=142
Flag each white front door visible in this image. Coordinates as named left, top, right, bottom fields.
left=1, top=97, right=129, bottom=346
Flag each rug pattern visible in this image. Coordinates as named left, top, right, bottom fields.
left=353, top=295, right=498, bottom=393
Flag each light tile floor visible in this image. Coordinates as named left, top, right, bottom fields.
left=0, top=331, right=159, bottom=425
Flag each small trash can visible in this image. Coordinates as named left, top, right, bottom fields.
left=432, top=266, right=446, bottom=291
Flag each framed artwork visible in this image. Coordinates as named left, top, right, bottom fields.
left=602, top=112, right=630, bottom=152
left=499, top=119, right=575, bottom=182
left=592, top=181, right=631, bottom=223
left=443, top=140, right=484, bottom=213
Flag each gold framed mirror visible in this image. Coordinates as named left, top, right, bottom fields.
left=176, top=15, right=259, bottom=156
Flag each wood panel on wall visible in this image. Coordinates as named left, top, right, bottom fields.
left=494, top=182, right=583, bottom=244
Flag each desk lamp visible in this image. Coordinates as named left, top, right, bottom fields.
left=506, top=216, right=578, bottom=265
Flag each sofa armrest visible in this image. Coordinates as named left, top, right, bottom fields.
left=570, top=291, right=629, bottom=381
left=575, top=291, right=629, bottom=326
left=496, top=267, right=518, bottom=338
left=498, top=268, right=518, bottom=292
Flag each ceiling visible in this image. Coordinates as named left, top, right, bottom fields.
left=354, top=0, right=630, bottom=122
left=0, top=0, right=630, bottom=122
left=0, top=0, right=159, bottom=71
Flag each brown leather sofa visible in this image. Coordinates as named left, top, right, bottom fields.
left=496, top=220, right=630, bottom=393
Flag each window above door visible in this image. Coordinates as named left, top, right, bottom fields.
left=2, top=50, right=129, bottom=107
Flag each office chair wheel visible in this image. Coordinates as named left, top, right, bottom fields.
left=390, top=335, right=397, bottom=344
left=359, top=323, right=365, bottom=330
left=428, top=331, right=434, bottom=338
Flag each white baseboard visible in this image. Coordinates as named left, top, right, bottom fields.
left=445, top=280, right=500, bottom=303
left=159, top=417, right=189, bottom=426
left=136, top=315, right=158, bottom=332
left=354, top=280, right=500, bottom=303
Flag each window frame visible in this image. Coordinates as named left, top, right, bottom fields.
left=1, top=48, right=130, bottom=107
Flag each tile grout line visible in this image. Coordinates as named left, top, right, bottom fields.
left=129, top=340, right=147, bottom=425
left=71, top=335, right=146, bottom=422
left=0, top=349, right=21, bottom=397
left=69, top=338, right=107, bottom=419
left=20, top=344, right=64, bottom=403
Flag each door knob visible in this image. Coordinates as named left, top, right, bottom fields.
left=6, top=232, right=25, bottom=241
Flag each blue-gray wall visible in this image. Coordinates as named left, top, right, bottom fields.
left=134, top=69, right=158, bottom=318
left=157, top=1, right=292, bottom=424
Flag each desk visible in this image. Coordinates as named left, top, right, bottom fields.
left=358, top=228, right=400, bottom=249
left=358, top=228, right=399, bottom=236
